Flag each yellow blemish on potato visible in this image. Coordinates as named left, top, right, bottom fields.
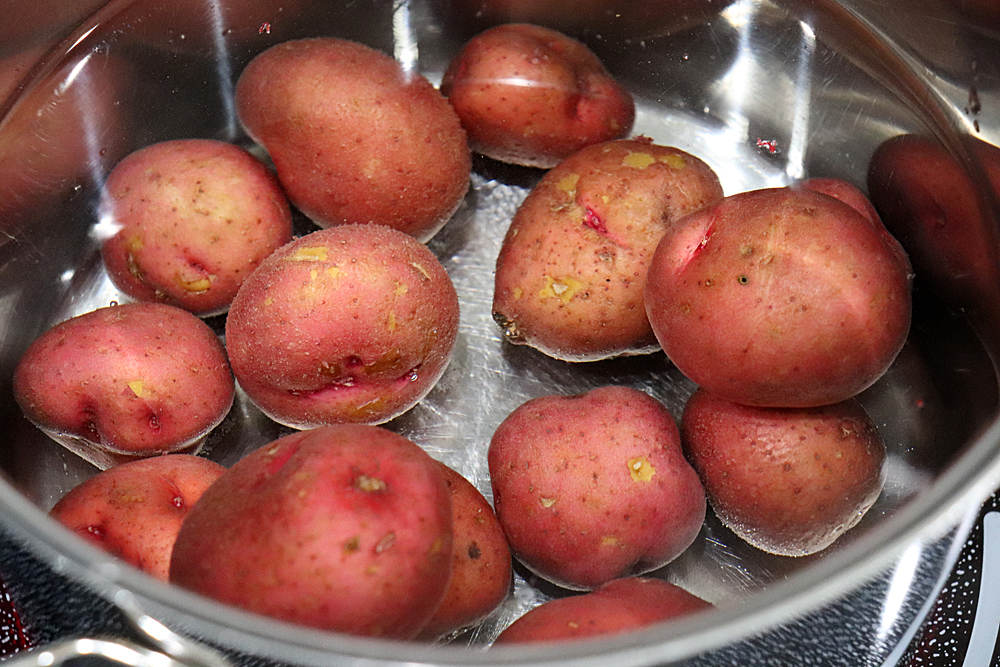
left=181, top=277, right=212, bottom=293
left=601, top=195, right=610, bottom=204
left=411, top=262, right=432, bottom=281
left=660, top=153, right=688, bottom=169
left=126, top=235, right=144, bottom=251
left=623, top=152, right=656, bottom=169
left=567, top=621, right=580, bottom=629
left=327, top=266, right=342, bottom=279
left=513, top=286, right=523, bottom=300
left=309, top=269, right=319, bottom=281
left=628, top=456, right=656, bottom=482
left=429, top=535, right=446, bottom=556
left=388, top=311, right=397, bottom=332
left=601, top=535, right=619, bottom=546
left=264, top=296, right=274, bottom=306
left=355, top=474, right=387, bottom=492
left=540, top=496, right=557, bottom=508
left=557, top=173, right=580, bottom=195
left=127, top=380, right=144, bottom=397
left=289, top=246, right=329, bottom=262
left=395, top=282, right=408, bottom=296
left=539, top=276, right=584, bottom=303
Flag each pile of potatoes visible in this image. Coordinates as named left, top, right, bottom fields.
left=12, top=16, right=929, bottom=646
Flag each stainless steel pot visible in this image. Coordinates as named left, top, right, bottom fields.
left=1, top=0, right=1000, bottom=665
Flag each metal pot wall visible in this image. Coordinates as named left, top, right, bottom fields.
left=1, top=0, right=1000, bottom=665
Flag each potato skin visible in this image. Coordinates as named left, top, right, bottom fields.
left=418, top=462, right=513, bottom=640
left=645, top=187, right=912, bottom=408
left=13, top=303, right=235, bottom=469
left=234, top=37, right=471, bottom=242
left=49, top=455, right=226, bottom=581
left=493, top=576, right=712, bottom=644
left=681, top=388, right=886, bottom=556
left=225, top=225, right=460, bottom=428
left=100, top=139, right=293, bottom=317
left=169, top=425, right=453, bottom=639
left=441, top=24, right=635, bottom=168
left=493, top=139, right=724, bottom=361
left=488, top=386, right=705, bottom=591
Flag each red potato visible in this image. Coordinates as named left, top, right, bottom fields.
left=234, top=37, right=471, bottom=242
left=681, top=388, right=887, bottom=556
left=492, top=138, right=724, bottom=361
left=49, top=455, right=226, bottom=581
left=867, top=134, right=1000, bottom=325
left=0, top=47, right=132, bottom=247
left=493, top=576, right=712, bottom=644
left=99, top=138, right=294, bottom=317
left=796, top=177, right=881, bottom=228
left=225, top=224, right=460, bottom=428
left=645, top=187, right=913, bottom=408
left=441, top=24, right=635, bottom=169
left=169, top=425, right=453, bottom=639
left=418, top=462, right=513, bottom=640
left=488, top=386, right=705, bottom=591
left=12, top=303, right=235, bottom=470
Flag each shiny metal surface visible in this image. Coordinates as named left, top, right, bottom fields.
left=1, top=0, right=999, bottom=664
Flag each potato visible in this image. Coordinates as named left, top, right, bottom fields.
left=492, top=576, right=712, bottom=644
left=867, top=134, right=1000, bottom=317
left=13, top=303, right=235, bottom=470
left=644, top=186, right=912, bottom=408
left=488, top=386, right=705, bottom=591
left=99, top=139, right=294, bottom=317
left=225, top=224, right=460, bottom=428
left=681, top=388, right=886, bottom=556
left=440, top=24, right=635, bottom=168
left=493, top=139, right=724, bottom=361
left=49, top=454, right=226, bottom=581
left=796, top=177, right=881, bottom=227
left=418, top=462, right=513, bottom=640
left=0, top=47, right=132, bottom=247
left=234, top=37, right=471, bottom=242
left=169, top=425, right=453, bottom=639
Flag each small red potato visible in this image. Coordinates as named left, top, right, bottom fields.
left=49, top=454, right=226, bottom=581
left=13, top=303, right=235, bottom=470
left=645, top=187, right=913, bottom=408
left=488, top=386, right=705, bottom=591
left=418, top=462, right=513, bottom=640
left=441, top=24, right=635, bottom=168
left=868, top=134, right=1000, bottom=320
left=681, top=388, right=887, bottom=556
left=493, top=138, right=724, bottom=361
left=169, top=425, right=454, bottom=639
left=100, top=138, right=294, bottom=317
left=493, top=576, right=712, bottom=644
left=225, top=224, right=460, bottom=428
left=234, top=37, right=471, bottom=242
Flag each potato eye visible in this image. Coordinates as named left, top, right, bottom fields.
left=737, top=275, right=749, bottom=285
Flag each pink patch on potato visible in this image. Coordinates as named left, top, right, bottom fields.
left=488, top=386, right=705, bottom=591
left=681, top=388, right=886, bottom=556
left=225, top=224, right=460, bottom=428
left=168, top=425, right=453, bottom=640
left=645, top=187, right=913, bottom=408
left=49, top=454, right=226, bottom=580
left=493, top=576, right=712, bottom=644
left=441, top=23, right=635, bottom=168
left=100, top=138, right=294, bottom=317
left=13, top=303, right=235, bottom=469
